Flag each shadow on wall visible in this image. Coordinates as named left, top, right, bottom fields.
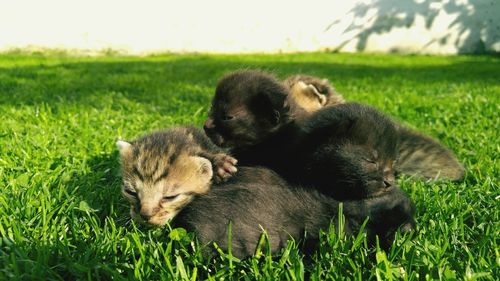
left=327, top=0, right=500, bottom=54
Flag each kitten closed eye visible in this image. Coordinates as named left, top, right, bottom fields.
left=163, top=194, right=179, bottom=201
left=124, top=189, right=137, bottom=197
left=362, top=158, right=377, bottom=164
left=221, top=115, right=235, bottom=121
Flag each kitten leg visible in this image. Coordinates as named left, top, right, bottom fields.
left=184, top=126, right=239, bottom=182
left=344, top=186, right=416, bottom=250
left=200, top=152, right=238, bottom=182
left=372, top=187, right=416, bottom=249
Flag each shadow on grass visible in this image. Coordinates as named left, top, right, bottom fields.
left=0, top=152, right=140, bottom=279
left=0, top=55, right=499, bottom=107
left=68, top=152, right=128, bottom=222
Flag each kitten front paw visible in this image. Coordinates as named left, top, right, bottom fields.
left=213, top=154, right=238, bottom=182
left=365, top=187, right=416, bottom=247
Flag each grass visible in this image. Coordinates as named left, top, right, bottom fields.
left=0, top=51, right=498, bottom=280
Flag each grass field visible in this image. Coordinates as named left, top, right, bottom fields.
left=0, top=51, right=498, bottom=280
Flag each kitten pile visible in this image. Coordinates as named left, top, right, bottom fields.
left=117, top=70, right=464, bottom=258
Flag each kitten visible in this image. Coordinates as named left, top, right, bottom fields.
left=395, top=128, right=465, bottom=180
left=204, top=70, right=399, bottom=200
left=116, top=126, right=237, bottom=224
left=116, top=127, right=416, bottom=258
left=284, top=74, right=344, bottom=119
left=284, top=74, right=465, bottom=180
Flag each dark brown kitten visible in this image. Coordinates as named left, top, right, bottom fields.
left=284, top=74, right=465, bottom=181
left=205, top=70, right=399, bottom=200
left=117, top=127, right=416, bottom=258
left=175, top=167, right=415, bottom=257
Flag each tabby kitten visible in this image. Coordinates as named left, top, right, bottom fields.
left=116, top=126, right=237, bottom=225
left=284, top=74, right=465, bottom=181
left=117, top=127, right=416, bottom=257
left=284, top=74, right=344, bottom=119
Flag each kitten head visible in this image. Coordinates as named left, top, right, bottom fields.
left=116, top=129, right=213, bottom=226
left=284, top=75, right=345, bottom=117
left=204, top=70, right=290, bottom=148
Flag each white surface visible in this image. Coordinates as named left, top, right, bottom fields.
left=0, top=0, right=498, bottom=54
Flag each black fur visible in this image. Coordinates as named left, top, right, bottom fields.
left=205, top=70, right=399, bottom=200
left=121, top=126, right=416, bottom=258
left=284, top=74, right=465, bottom=181
left=174, top=166, right=415, bottom=258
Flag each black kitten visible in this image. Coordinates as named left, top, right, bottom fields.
left=284, top=74, right=465, bottom=181
left=204, top=70, right=399, bottom=200
left=118, top=127, right=415, bottom=258
left=174, top=166, right=415, bottom=258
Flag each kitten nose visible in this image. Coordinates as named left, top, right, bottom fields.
left=204, top=118, right=215, bottom=130
left=139, top=206, right=158, bottom=221
left=140, top=213, right=152, bottom=221
left=383, top=166, right=395, bottom=187
left=383, top=174, right=395, bottom=188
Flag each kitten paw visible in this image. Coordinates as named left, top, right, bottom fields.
left=213, top=154, right=238, bottom=182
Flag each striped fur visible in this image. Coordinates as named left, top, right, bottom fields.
left=117, top=127, right=232, bottom=225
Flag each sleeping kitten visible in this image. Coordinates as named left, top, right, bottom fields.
left=204, top=70, right=399, bottom=200
left=116, top=126, right=237, bottom=224
left=284, top=74, right=344, bottom=119
left=284, top=74, right=465, bottom=181
left=116, top=127, right=416, bottom=258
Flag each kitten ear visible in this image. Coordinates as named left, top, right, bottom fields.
left=193, top=156, right=213, bottom=180
left=252, top=93, right=283, bottom=126
left=273, top=110, right=281, bottom=124
left=116, top=139, right=132, bottom=156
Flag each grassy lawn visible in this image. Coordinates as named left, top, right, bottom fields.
left=0, top=51, right=498, bottom=280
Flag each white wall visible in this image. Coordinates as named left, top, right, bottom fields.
left=0, top=0, right=498, bottom=54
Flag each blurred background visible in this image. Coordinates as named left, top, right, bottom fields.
left=1, top=0, right=498, bottom=55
